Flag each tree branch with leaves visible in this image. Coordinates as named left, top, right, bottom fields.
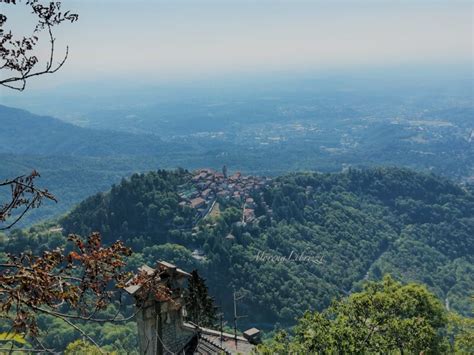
left=0, top=232, right=136, bottom=353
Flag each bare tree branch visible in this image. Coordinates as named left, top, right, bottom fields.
left=0, top=3, right=146, bottom=353
left=0, top=348, right=57, bottom=353
left=30, top=304, right=141, bottom=324
left=60, top=317, right=105, bottom=355
left=0, top=0, right=78, bottom=91
left=0, top=171, right=57, bottom=230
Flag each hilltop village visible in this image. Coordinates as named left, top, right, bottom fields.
left=178, top=167, right=272, bottom=224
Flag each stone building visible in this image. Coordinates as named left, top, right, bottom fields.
left=125, top=261, right=259, bottom=354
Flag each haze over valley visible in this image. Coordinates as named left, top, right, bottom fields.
left=1, top=1, right=473, bottom=353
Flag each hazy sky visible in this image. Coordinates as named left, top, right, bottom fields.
left=1, top=0, right=473, bottom=90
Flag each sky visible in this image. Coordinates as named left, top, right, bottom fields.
left=1, top=0, right=473, bottom=92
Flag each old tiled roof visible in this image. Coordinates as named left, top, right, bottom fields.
left=124, top=262, right=190, bottom=295
left=183, top=323, right=255, bottom=355
left=190, top=197, right=206, bottom=208
left=193, top=335, right=230, bottom=355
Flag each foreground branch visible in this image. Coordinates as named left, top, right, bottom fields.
left=0, top=0, right=78, bottom=91
left=0, top=171, right=56, bottom=230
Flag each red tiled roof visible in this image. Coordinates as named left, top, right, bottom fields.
left=190, top=197, right=206, bottom=208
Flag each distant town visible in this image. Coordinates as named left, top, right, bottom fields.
left=178, top=167, right=272, bottom=224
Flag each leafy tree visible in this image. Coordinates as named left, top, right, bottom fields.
left=0, top=332, right=28, bottom=351
left=255, top=330, right=290, bottom=355
left=65, top=339, right=108, bottom=355
left=447, top=309, right=474, bottom=353
left=185, top=270, right=218, bottom=328
left=258, top=276, right=449, bottom=354
left=0, top=232, right=133, bottom=349
left=59, top=167, right=473, bottom=327
left=4, top=166, right=473, bottom=351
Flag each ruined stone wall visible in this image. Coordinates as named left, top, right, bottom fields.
left=137, top=302, right=158, bottom=355
left=136, top=300, right=195, bottom=355
left=159, top=303, right=195, bottom=354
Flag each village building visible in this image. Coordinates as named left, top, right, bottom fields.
left=190, top=197, right=206, bottom=209
left=201, top=188, right=212, bottom=199
left=243, top=208, right=255, bottom=223
left=225, top=233, right=236, bottom=242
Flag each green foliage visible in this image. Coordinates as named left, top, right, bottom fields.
left=50, top=168, right=474, bottom=325
left=61, top=169, right=193, bottom=246
left=447, top=309, right=474, bottom=353
left=32, top=316, right=138, bottom=354
left=65, top=340, right=105, bottom=355
left=0, top=332, right=27, bottom=345
left=255, top=330, right=291, bottom=354
left=221, top=207, right=242, bottom=225
left=185, top=270, right=219, bottom=327
left=5, top=167, right=473, bottom=351
left=258, top=276, right=450, bottom=354
left=143, top=243, right=196, bottom=270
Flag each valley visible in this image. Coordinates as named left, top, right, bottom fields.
left=5, top=167, right=471, bottom=335
left=1, top=92, right=472, bottom=229
left=1, top=1, right=472, bottom=352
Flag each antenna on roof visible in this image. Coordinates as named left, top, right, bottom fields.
left=217, top=312, right=224, bottom=347
left=233, top=288, right=248, bottom=349
left=214, top=303, right=227, bottom=348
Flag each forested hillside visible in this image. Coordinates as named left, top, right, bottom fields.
left=0, top=106, right=195, bottom=227
left=2, top=1, right=472, bottom=352
left=5, top=167, right=470, bottom=333
left=1, top=101, right=472, bottom=229
left=0, top=105, right=187, bottom=156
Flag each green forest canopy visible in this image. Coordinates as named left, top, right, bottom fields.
left=1, top=167, right=473, bottom=351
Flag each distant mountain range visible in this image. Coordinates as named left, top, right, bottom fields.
left=0, top=105, right=195, bottom=226
left=1, top=102, right=472, bottom=228
left=0, top=105, right=191, bottom=157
